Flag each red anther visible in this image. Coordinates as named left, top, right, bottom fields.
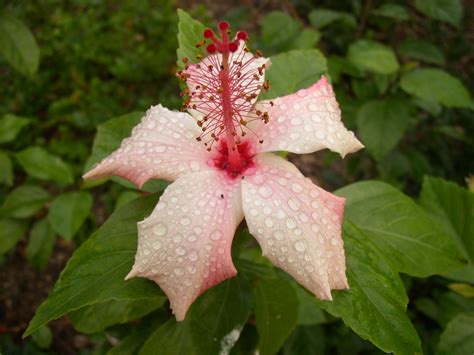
left=218, top=21, right=229, bottom=31
left=207, top=43, right=217, bottom=53
left=228, top=41, right=238, bottom=52
left=203, top=28, right=214, bottom=38
left=237, top=31, right=248, bottom=41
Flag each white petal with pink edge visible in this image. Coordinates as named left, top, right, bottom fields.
left=254, top=76, right=364, bottom=157
left=83, top=105, right=209, bottom=187
left=242, top=154, right=348, bottom=300
left=126, top=170, right=243, bottom=320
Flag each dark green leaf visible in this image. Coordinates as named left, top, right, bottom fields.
left=308, top=9, right=356, bottom=29
left=283, top=325, right=326, bottom=355
left=69, top=298, right=164, bottom=334
left=176, top=9, right=206, bottom=69
left=24, top=195, right=163, bottom=337
left=26, top=218, right=56, bottom=270
left=253, top=277, right=299, bottom=355
left=0, top=13, right=40, bottom=77
left=398, top=40, right=446, bottom=65
left=16, top=147, right=74, bottom=184
left=139, top=277, right=251, bottom=355
left=0, top=114, right=30, bottom=143
left=436, top=312, right=474, bottom=355
left=415, top=0, right=462, bottom=27
left=261, top=49, right=327, bottom=100
left=357, top=98, right=416, bottom=159
left=348, top=40, right=399, bottom=75
left=373, top=4, right=410, bottom=21
left=0, top=218, right=27, bottom=256
left=337, top=181, right=465, bottom=276
left=0, top=151, right=13, bottom=186
left=400, top=69, right=472, bottom=109
left=317, top=221, right=422, bottom=354
left=0, top=185, right=51, bottom=219
left=47, top=191, right=93, bottom=240
left=294, top=286, right=328, bottom=325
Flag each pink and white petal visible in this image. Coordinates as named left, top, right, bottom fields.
left=126, top=170, right=243, bottom=321
left=253, top=76, right=363, bottom=157
left=83, top=104, right=209, bottom=187
left=242, top=154, right=348, bottom=300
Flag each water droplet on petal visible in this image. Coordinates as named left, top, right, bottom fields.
left=291, top=183, right=303, bottom=193
left=264, top=217, right=274, bottom=228
left=211, top=230, right=223, bottom=241
left=152, top=241, right=162, bottom=250
left=288, top=197, right=300, bottom=211
left=153, top=223, right=167, bottom=236
left=258, top=186, right=272, bottom=198
left=174, top=268, right=184, bottom=276
left=294, top=240, right=307, bottom=252
left=175, top=247, right=187, bottom=256
left=286, top=217, right=297, bottom=229
left=180, top=217, right=191, bottom=226
left=189, top=250, right=199, bottom=261
left=273, top=230, right=284, bottom=240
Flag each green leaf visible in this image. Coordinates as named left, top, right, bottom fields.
left=84, top=112, right=143, bottom=171
left=47, top=191, right=93, bottom=240
left=372, top=4, right=410, bottom=21
left=26, top=218, right=56, bottom=271
left=308, top=9, right=356, bottom=29
left=348, top=40, right=399, bottom=75
left=0, top=114, right=30, bottom=143
left=0, top=13, right=40, bottom=77
left=398, top=40, right=446, bottom=65
left=0, top=185, right=51, bottom=219
left=69, top=298, right=164, bottom=334
left=16, top=147, right=74, bottom=185
left=400, top=69, right=472, bottom=109
left=31, top=325, right=53, bottom=349
left=436, top=313, right=474, bottom=355
left=261, top=11, right=300, bottom=52
left=283, top=325, right=326, bottom=355
left=357, top=98, right=416, bottom=160
left=24, top=195, right=163, bottom=338
left=0, top=151, right=13, bottom=186
left=292, top=28, right=320, bottom=50
left=294, top=286, right=328, bottom=325
left=176, top=9, right=206, bottom=69
left=253, top=277, right=299, bottom=355
left=317, top=221, right=422, bottom=355
left=0, top=218, right=27, bottom=256
left=261, top=49, right=327, bottom=100
left=415, top=0, right=462, bottom=27
left=337, top=181, right=465, bottom=276
left=139, top=277, right=251, bottom=355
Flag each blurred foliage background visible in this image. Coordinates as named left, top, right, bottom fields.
left=0, top=0, right=473, bottom=354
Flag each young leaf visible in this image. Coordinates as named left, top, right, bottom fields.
left=16, top=147, right=74, bottom=185
left=26, top=218, right=56, bottom=270
left=139, top=277, right=251, bottom=355
left=0, top=13, right=40, bottom=77
left=47, top=191, right=93, bottom=240
left=176, top=9, right=206, bottom=69
left=253, top=277, right=299, bottom=355
left=0, top=151, right=13, bottom=186
left=357, top=98, right=416, bottom=160
left=348, top=40, right=399, bottom=75
left=436, top=312, right=474, bottom=355
left=317, top=221, right=422, bottom=355
left=0, top=185, right=51, bottom=219
left=24, top=195, right=163, bottom=338
left=261, top=49, right=327, bottom=100
left=415, top=0, right=462, bottom=28
left=400, top=69, right=472, bottom=109
left=0, top=218, right=27, bottom=256
left=337, top=181, right=466, bottom=277
left=0, top=114, right=30, bottom=143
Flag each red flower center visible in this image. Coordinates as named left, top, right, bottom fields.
left=211, top=139, right=255, bottom=179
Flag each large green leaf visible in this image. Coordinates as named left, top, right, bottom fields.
left=253, top=277, right=299, bottom=355
left=0, top=151, right=13, bottom=186
left=0, top=114, right=30, bottom=143
left=139, top=277, right=251, bottom=355
left=348, top=40, right=399, bottom=75
left=436, top=312, right=474, bottom=355
left=261, top=49, right=327, bottom=100
left=16, top=147, right=74, bottom=185
left=0, top=185, right=51, bottom=219
left=308, top=9, right=356, bottom=29
left=0, top=218, right=27, bottom=256
left=282, top=325, right=326, bottom=355
left=357, top=98, right=416, bottom=160
left=176, top=9, right=206, bottom=69
left=398, top=40, right=446, bottom=66
left=69, top=298, right=165, bottom=334
left=415, top=0, right=462, bottom=28
left=337, top=181, right=465, bottom=276
left=400, top=69, right=472, bottom=109
left=0, top=13, right=39, bottom=77
left=24, top=195, right=163, bottom=337
left=317, top=221, right=422, bottom=355
left=26, top=218, right=56, bottom=271
left=47, top=191, right=93, bottom=240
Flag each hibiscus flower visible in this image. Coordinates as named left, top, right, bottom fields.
left=84, top=21, right=363, bottom=320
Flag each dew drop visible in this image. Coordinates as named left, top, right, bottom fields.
left=189, top=250, right=199, bottom=261
left=291, top=183, right=303, bottom=193
left=273, top=230, right=284, bottom=240
left=174, top=268, right=184, bottom=276
left=211, top=230, right=222, bottom=241
left=264, top=217, right=274, bottom=228
left=258, top=186, right=272, bottom=198
left=286, top=217, right=297, bottom=229
left=175, top=247, right=187, bottom=256
left=294, top=240, right=307, bottom=252
left=180, top=217, right=191, bottom=226
left=152, top=241, right=162, bottom=250
left=153, top=223, right=167, bottom=236
left=288, top=197, right=300, bottom=211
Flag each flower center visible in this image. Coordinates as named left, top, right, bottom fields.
left=210, top=139, right=255, bottom=179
